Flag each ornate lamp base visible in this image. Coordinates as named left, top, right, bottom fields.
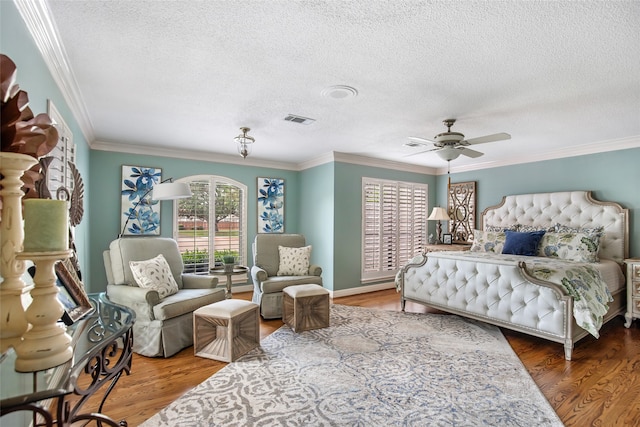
left=14, top=250, right=73, bottom=372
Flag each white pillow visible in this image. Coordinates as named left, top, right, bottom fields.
left=277, top=245, right=311, bottom=276
left=129, top=254, right=179, bottom=299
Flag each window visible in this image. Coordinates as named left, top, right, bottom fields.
left=174, top=175, right=247, bottom=274
left=362, top=178, right=427, bottom=281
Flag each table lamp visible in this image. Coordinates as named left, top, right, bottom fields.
left=427, top=207, right=451, bottom=244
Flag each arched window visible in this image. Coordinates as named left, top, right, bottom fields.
left=173, top=175, right=248, bottom=273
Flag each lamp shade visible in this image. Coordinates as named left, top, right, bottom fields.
left=152, top=182, right=192, bottom=200
left=427, top=207, right=450, bottom=221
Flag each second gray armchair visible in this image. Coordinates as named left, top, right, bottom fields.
left=251, top=234, right=323, bottom=319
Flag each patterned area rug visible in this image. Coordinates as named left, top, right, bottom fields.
left=141, top=305, right=563, bottom=426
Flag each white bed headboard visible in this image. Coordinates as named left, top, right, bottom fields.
left=482, top=191, right=629, bottom=263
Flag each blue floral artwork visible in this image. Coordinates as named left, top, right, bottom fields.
left=257, top=177, right=284, bottom=233
left=121, top=166, right=162, bottom=236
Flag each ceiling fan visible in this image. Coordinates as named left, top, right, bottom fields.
left=406, top=119, right=511, bottom=161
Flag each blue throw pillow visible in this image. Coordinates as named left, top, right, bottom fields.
left=502, top=230, right=546, bottom=256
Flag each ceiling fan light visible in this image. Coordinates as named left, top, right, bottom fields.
left=437, top=147, right=460, bottom=161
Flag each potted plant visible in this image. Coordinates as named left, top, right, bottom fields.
left=222, top=251, right=236, bottom=273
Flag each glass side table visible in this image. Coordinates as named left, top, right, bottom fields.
left=0, top=293, right=135, bottom=426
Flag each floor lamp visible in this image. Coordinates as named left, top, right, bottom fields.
left=119, top=178, right=192, bottom=237
left=427, top=207, right=451, bottom=244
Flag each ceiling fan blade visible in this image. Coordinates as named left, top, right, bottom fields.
left=404, top=147, right=439, bottom=157
left=407, top=136, right=436, bottom=145
left=458, top=147, right=484, bottom=158
left=462, top=132, right=511, bottom=145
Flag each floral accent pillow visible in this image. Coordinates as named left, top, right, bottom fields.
left=470, top=230, right=507, bottom=253
left=277, top=245, right=311, bottom=276
left=129, top=254, right=179, bottom=299
left=537, top=231, right=602, bottom=263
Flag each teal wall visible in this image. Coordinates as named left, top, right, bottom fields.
left=1, top=1, right=91, bottom=277
left=299, top=163, right=335, bottom=289
left=88, top=150, right=300, bottom=292
left=434, top=149, right=640, bottom=257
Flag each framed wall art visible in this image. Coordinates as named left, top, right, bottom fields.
left=257, top=177, right=284, bottom=233
left=121, top=165, right=162, bottom=236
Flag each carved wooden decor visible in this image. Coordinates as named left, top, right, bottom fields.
left=448, top=181, right=476, bottom=243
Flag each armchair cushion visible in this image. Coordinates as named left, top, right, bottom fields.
left=129, top=254, right=179, bottom=299
left=153, top=289, right=225, bottom=320
left=181, top=274, right=218, bottom=289
left=277, top=245, right=311, bottom=276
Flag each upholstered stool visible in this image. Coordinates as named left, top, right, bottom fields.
left=193, top=299, right=259, bottom=362
left=283, top=284, right=330, bottom=332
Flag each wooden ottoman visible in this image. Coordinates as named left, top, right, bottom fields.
left=283, top=284, right=330, bottom=332
left=193, top=299, right=259, bottom=362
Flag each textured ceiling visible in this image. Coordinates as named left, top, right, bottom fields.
left=29, top=1, right=640, bottom=170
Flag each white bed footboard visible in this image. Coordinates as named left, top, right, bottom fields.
left=400, top=254, right=576, bottom=359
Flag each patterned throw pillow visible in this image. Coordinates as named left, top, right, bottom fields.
left=554, top=224, right=604, bottom=234
left=537, top=231, right=602, bottom=263
left=277, top=245, right=311, bottom=276
left=485, top=225, right=518, bottom=232
left=517, top=224, right=555, bottom=233
left=129, top=254, right=179, bottom=299
left=470, top=230, right=507, bottom=253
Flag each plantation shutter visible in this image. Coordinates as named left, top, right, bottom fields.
left=362, top=178, right=428, bottom=281
left=381, top=183, right=398, bottom=272
left=363, top=181, right=381, bottom=273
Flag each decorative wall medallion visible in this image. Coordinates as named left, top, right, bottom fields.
left=448, top=181, right=476, bottom=243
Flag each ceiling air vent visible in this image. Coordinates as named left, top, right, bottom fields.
left=284, top=114, right=316, bottom=125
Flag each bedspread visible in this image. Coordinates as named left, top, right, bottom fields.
left=397, top=251, right=613, bottom=338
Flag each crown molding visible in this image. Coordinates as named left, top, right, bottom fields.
left=92, top=140, right=296, bottom=171
left=14, top=0, right=95, bottom=143
left=436, top=135, right=640, bottom=175
left=94, top=141, right=438, bottom=174
left=297, top=151, right=436, bottom=174
left=330, top=152, right=436, bottom=174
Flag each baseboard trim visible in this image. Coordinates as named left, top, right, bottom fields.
left=235, top=282, right=395, bottom=299
left=330, top=281, right=395, bottom=299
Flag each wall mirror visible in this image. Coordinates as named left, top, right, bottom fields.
left=448, top=181, right=476, bottom=243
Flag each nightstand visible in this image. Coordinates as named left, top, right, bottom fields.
left=424, top=243, right=472, bottom=253
left=624, top=258, right=640, bottom=328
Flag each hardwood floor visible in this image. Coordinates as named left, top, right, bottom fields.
left=89, top=289, right=639, bottom=426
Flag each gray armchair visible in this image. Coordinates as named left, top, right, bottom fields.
left=251, top=234, right=323, bottom=319
left=104, top=237, right=225, bottom=357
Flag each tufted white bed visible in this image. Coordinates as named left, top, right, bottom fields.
left=399, top=191, right=629, bottom=360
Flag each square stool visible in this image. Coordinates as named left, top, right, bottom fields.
left=283, top=284, right=330, bottom=332
left=193, top=299, right=259, bottom=362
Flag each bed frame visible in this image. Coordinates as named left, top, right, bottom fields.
left=400, top=191, right=629, bottom=360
